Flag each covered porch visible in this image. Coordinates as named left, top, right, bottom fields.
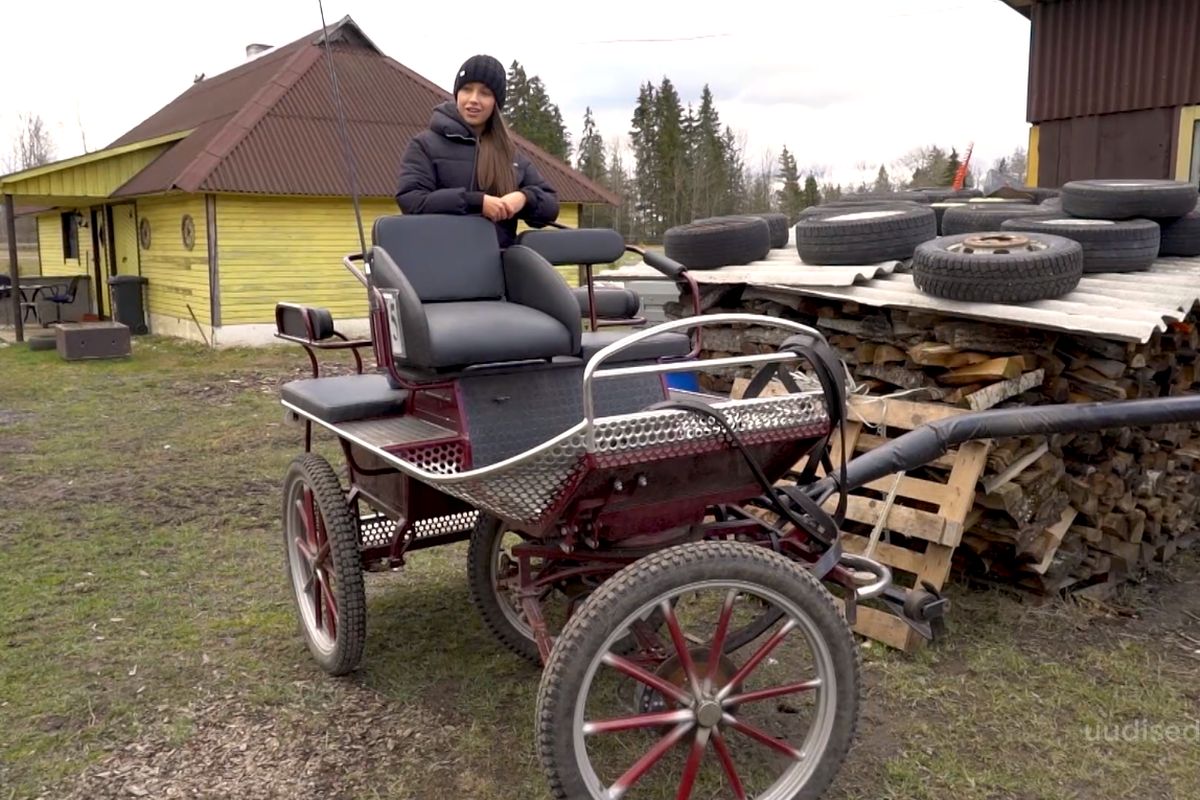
left=1, top=131, right=186, bottom=341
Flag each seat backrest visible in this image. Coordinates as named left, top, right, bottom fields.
left=517, top=228, right=626, bottom=266
left=371, top=214, right=503, bottom=301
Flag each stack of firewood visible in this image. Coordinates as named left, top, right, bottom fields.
left=665, top=285, right=1200, bottom=598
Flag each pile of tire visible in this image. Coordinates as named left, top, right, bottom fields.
left=1000, top=179, right=1200, bottom=272
left=912, top=179, right=1200, bottom=304
left=794, top=205, right=936, bottom=265
left=663, top=215, right=772, bottom=269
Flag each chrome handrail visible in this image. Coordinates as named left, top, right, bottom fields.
left=581, top=313, right=832, bottom=450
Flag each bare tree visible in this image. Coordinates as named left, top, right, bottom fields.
left=8, top=113, right=56, bottom=172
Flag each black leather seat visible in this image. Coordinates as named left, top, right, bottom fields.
left=369, top=215, right=581, bottom=372
left=282, top=374, right=409, bottom=423
left=580, top=330, right=692, bottom=363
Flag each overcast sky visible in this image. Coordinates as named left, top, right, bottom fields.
left=3, top=0, right=1032, bottom=187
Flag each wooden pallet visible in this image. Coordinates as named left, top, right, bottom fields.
left=733, top=379, right=991, bottom=651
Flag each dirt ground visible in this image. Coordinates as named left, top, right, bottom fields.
left=1, top=337, right=1198, bottom=800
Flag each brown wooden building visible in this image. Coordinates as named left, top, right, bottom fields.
left=1003, top=0, right=1200, bottom=188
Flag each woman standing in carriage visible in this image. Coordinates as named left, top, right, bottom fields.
left=395, top=54, right=560, bottom=247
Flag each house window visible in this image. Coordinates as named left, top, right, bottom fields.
left=1191, top=120, right=1200, bottom=187
left=61, top=212, right=80, bottom=260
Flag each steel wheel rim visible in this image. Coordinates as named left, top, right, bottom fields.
left=570, top=578, right=838, bottom=800
left=491, top=527, right=537, bottom=640
left=286, top=478, right=336, bottom=655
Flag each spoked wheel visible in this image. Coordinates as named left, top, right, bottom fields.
left=468, top=513, right=579, bottom=664
left=536, top=541, right=860, bottom=800
left=470, top=515, right=790, bottom=666
left=282, top=453, right=366, bottom=676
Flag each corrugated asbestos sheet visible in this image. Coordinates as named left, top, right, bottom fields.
left=1029, top=0, right=1200, bottom=122
left=606, top=246, right=902, bottom=287
left=761, top=257, right=1200, bottom=344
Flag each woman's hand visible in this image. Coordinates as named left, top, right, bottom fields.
left=482, top=195, right=510, bottom=221
left=500, top=191, right=527, bottom=218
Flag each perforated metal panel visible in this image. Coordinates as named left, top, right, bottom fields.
left=418, top=391, right=830, bottom=529
left=358, top=513, right=396, bottom=548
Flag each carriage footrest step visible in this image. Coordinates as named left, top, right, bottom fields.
left=338, top=415, right=455, bottom=448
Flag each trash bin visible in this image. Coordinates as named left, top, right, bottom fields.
left=107, top=275, right=149, bottom=335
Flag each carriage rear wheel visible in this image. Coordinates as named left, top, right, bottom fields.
left=282, top=453, right=366, bottom=676
left=468, top=515, right=793, bottom=667
left=535, top=541, right=860, bottom=800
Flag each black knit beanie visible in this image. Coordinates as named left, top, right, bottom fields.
left=453, top=55, right=507, bottom=110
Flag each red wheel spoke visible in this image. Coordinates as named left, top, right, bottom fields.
left=602, top=652, right=693, bottom=707
left=724, top=678, right=822, bottom=707
left=313, top=540, right=331, bottom=570
left=582, top=709, right=694, bottom=736
left=319, top=572, right=338, bottom=637
left=711, top=731, right=747, bottom=800
left=723, top=713, right=804, bottom=760
left=717, top=618, right=797, bottom=701
left=676, top=727, right=711, bottom=800
left=607, top=721, right=693, bottom=798
left=298, top=489, right=318, bottom=548
left=293, top=535, right=315, bottom=562
left=706, top=591, right=738, bottom=691
left=662, top=600, right=702, bottom=697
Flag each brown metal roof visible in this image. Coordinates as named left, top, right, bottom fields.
left=1025, top=0, right=1200, bottom=122
left=109, top=18, right=616, bottom=205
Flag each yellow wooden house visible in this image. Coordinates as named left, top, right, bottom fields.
left=0, top=17, right=616, bottom=345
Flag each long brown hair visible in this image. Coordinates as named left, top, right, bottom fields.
left=476, top=111, right=517, bottom=196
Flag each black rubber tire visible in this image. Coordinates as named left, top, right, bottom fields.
left=282, top=453, right=366, bottom=676
left=1155, top=205, right=1200, bottom=257
left=27, top=335, right=56, bottom=351
left=929, top=202, right=972, bottom=235
left=913, top=232, right=1083, bottom=303
left=1024, top=187, right=1061, bottom=203
left=795, top=206, right=936, bottom=265
left=535, top=540, right=861, bottom=800
left=999, top=216, right=1161, bottom=273
left=1061, top=179, right=1199, bottom=220
left=796, top=201, right=919, bottom=221
left=916, top=187, right=981, bottom=203
left=664, top=216, right=771, bottom=269
left=838, top=190, right=929, bottom=204
left=1039, top=196, right=1064, bottom=213
left=467, top=513, right=546, bottom=665
left=940, top=204, right=1048, bottom=236
left=750, top=212, right=791, bottom=248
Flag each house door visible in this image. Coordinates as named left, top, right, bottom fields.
left=90, top=207, right=112, bottom=318
left=111, top=204, right=139, bottom=277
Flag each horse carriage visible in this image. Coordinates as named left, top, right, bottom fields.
left=274, top=212, right=1200, bottom=799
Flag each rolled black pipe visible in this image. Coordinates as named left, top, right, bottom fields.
left=812, top=394, right=1200, bottom=496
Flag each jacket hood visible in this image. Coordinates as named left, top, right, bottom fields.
left=429, top=101, right=477, bottom=143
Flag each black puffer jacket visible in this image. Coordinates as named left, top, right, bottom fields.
left=395, top=101, right=560, bottom=247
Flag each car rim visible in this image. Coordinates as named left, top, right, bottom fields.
left=571, top=579, right=837, bottom=800
left=287, top=479, right=337, bottom=655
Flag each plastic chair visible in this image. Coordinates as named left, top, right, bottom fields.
left=42, top=276, right=82, bottom=324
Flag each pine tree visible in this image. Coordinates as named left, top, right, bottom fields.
left=820, top=182, right=843, bottom=202
left=721, top=126, right=745, bottom=215
left=607, top=139, right=631, bottom=239
left=943, top=148, right=962, bottom=186
left=577, top=107, right=607, bottom=182
left=653, top=77, right=687, bottom=233
left=503, top=61, right=570, bottom=162
left=776, top=146, right=804, bottom=221
left=873, top=165, right=891, bottom=193
left=629, top=82, right=659, bottom=241
left=803, top=175, right=821, bottom=209
left=576, top=108, right=609, bottom=228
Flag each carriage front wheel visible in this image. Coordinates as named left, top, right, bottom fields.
left=282, top=453, right=366, bottom=676
left=535, top=541, right=860, bottom=800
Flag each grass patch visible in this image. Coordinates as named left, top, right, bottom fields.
left=1, top=335, right=1198, bottom=799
